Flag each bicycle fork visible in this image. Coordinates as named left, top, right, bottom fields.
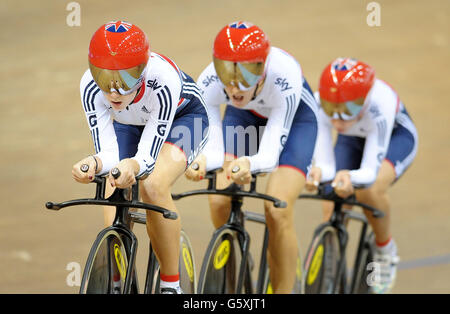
left=332, top=205, right=349, bottom=294
left=113, top=205, right=139, bottom=294
left=230, top=198, right=252, bottom=294
left=256, top=227, right=269, bottom=294
left=333, top=209, right=370, bottom=294
left=235, top=227, right=251, bottom=293
left=119, top=227, right=139, bottom=294
left=350, top=220, right=370, bottom=293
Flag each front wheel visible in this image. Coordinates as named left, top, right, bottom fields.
left=303, top=226, right=340, bottom=294
left=198, top=229, right=241, bottom=294
left=80, top=230, right=129, bottom=294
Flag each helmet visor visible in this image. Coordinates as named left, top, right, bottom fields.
left=89, top=62, right=146, bottom=94
left=213, top=57, right=264, bottom=90
left=320, top=97, right=365, bottom=120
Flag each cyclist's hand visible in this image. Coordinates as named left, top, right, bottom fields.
left=185, top=154, right=206, bottom=181
left=305, top=167, right=322, bottom=192
left=332, top=170, right=354, bottom=198
left=108, top=158, right=139, bottom=188
left=227, top=157, right=252, bottom=185
left=72, top=156, right=98, bottom=184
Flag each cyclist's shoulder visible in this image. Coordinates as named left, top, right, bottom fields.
left=264, top=48, right=304, bottom=98
left=79, top=69, right=106, bottom=112
left=269, top=47, right=301, bottom=66
left=366, top=79, right=399, bottom=112
left=147, top=52, right=183, bottom=90
left=80, top=69, right=95, bottom=88
left=196, top=62, right=226, bottom=106
left=197, top=62, right=220, bottom=89
left=267, top=47, right=303, bottom=78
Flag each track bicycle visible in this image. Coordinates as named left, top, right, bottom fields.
left=172, top=168, right=303, bottom=294
left=300, top=183, right=384, bottom=294
left=46, top=167, right=197, bottom=294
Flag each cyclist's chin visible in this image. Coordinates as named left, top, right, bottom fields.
left=331, top=119, right=357, bottom=133
left=231, top=95, right=249, bottom=108
left=225, top=87, right=253, bottom=108
left=110, top=101, right=124, bottom=110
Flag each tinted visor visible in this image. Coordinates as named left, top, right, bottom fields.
left=320, top=97, right=365, bottom=120
left=89, top=61, right=146, bottom=94
left=213, top=57, right=264, bottom=90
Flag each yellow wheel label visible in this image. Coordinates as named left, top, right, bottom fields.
left=114, top=243, right=127, bottom=281
left=307, top=244, right=324, bottom=285
left=266, top=282, right=273, bottom=294
left=182, top=243, right=194, bottom=282
left=213, top=239, right=230, bottom=270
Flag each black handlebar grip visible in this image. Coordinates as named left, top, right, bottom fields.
left=111, top=167, right=121, bottom=179
left=45, top=202, right=60, bottom=210
left=275, top=200, right=287, bottom=208
left=80, top=164, right=89, bottom=173
left=163, top=211, right=178, bottom=220
left=372, top=210, right=385, bottom=218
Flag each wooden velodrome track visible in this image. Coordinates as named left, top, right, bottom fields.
left=1, top=0, right=449, bottom=293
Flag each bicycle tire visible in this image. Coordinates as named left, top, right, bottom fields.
left=150, top=262, right=161, bottom=293
left=80, top=230, right=129, bottom=294
left=145, top=246, right=160, bottom=294
left=198, top=229, right=241, bottom=294
left=303, top=226, right=340, bottom=294
left=355, top=232, right=375, bottom=294
left=263, top=252, right=303, bottom=294
left=179, top=229, right=197, bottom=294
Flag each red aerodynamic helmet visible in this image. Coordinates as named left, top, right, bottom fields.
left=213, top=21, right=270, bottom=63
left=88, top=21, right=150, bottom=93
left=213, top=21, right=270, bottom=90
left=319, top=58, right=375, bottom=103
left=319, top=58, right=375, bottom=119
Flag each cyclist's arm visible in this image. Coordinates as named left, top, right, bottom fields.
left=196, top=64, right=226, bottom=171
left=132, top=80, right=181, bottom=178
left=80, top=70, right=119, bottom=175
left=201, top=103, right=224, bottom=171
left=246, top=78, right=306, bottom=173
left=246, top=104, right=290, bottom=173
left=312, top=110, right=336, bottom=182
left=350, top=102, right=396, bottom=188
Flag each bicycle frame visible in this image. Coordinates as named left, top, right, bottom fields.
left=172, top=170, right=285, bottom=294
left=46, top=176, right=177, bottom=294
left=300, top=186, right=383, bottom=294
left=204, top=192, right=251, bottom=293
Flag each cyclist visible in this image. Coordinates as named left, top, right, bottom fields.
left=71, top=21, right=209, bottom=294
left=185, top=21, right=318, bottom=293
left=305, top=57, right=418, bottom=293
